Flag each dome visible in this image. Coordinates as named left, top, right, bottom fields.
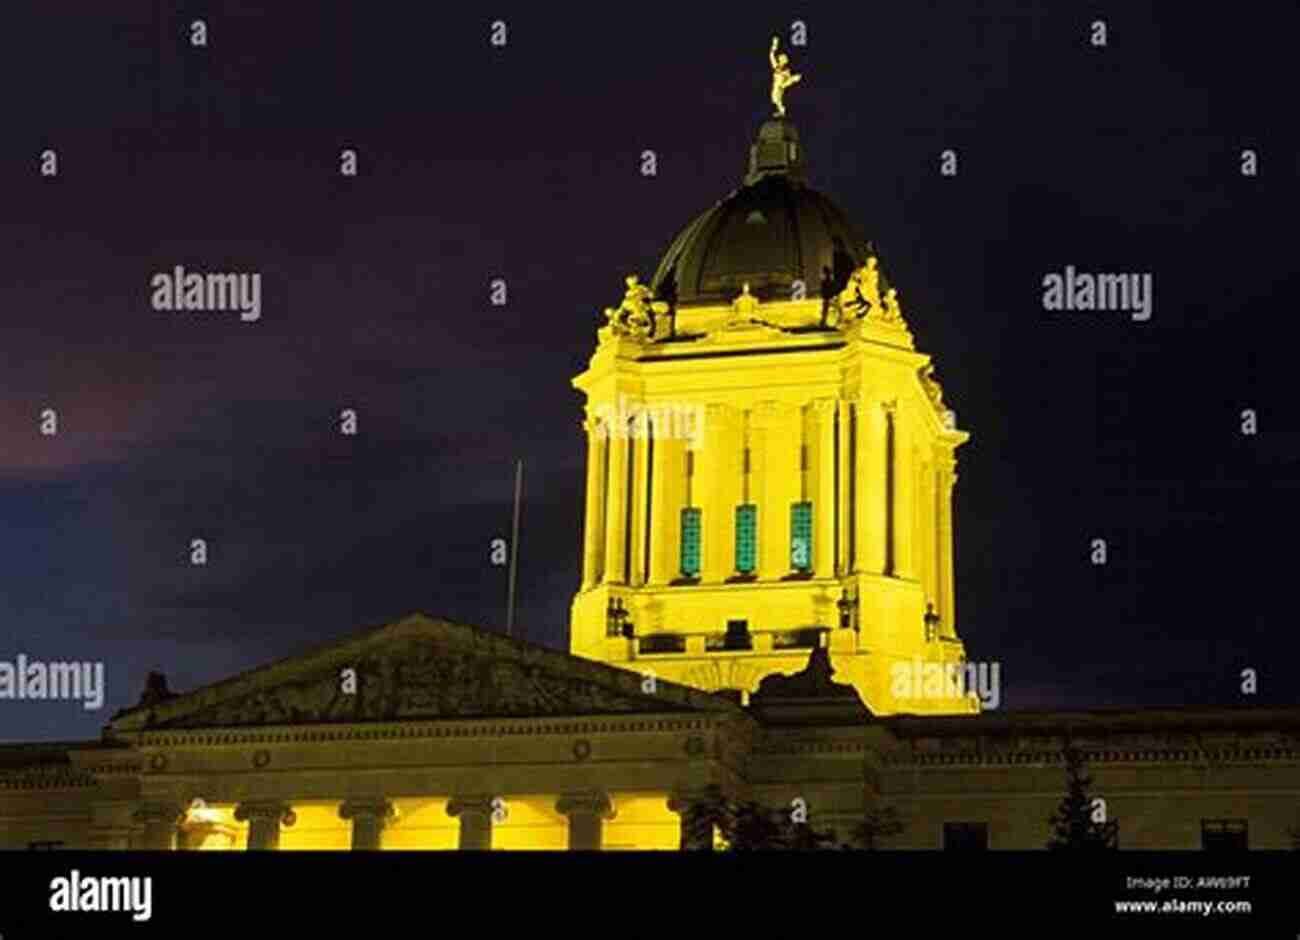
left=650, top=117, right=875, bottom=309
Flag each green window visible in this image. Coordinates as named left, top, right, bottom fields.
left=791, top=501, right=813, bottom=570
left=680, top=507, right=701, bottom=577
left=735, top=504, right=757, bottom=574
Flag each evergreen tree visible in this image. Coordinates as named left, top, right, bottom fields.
left=851, top=805, right=905, bottom=849
left=685, top=791, right=838, bottom=850
left=1047, top=745, right=1118, bottom=850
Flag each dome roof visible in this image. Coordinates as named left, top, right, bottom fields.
left=650, top=117, right=874, bottom=308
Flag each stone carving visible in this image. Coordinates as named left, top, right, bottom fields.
left=920, top=364, right=945, bottom=410
left=603, top=274, right=666, bottom=339
left=879, top=286, right=904, bottom=325
left=836, top=257, right=881, bottom=320
left=727, top=282, right=760, bottom=326
left=148, top=634, right=672, bottom=729
left=769, top=37, right=803, bottom=118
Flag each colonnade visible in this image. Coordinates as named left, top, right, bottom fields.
left=127, top=788, right=714, bottom=851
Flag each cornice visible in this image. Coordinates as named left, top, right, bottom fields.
left=882, top=747, right=1300, bottom=768
left=118, top=714, right=738, bottom=749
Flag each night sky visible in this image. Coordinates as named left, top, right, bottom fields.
left=4, top=3, right=1298, bottom=742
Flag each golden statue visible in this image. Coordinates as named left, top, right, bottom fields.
left=837, top=257, right=881, bottom=318
left=920, top=363, right=946, bottom=409
left=880, top=286, right=903, bottom=324
left=730, top=282, right=761, bottom=324
left=604, top=275, right=660, bottom=336
left=769, top=37, right=803, bottom=117
left=859, top=257, right=882, bottom=310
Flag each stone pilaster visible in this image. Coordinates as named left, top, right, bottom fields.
left=339, top=798, right=395, bottom=851
left=581, top=417, right=606, bottom=588
left=813, top=399, right=836, bottom=578
left=894, top=412, right=915, bottom=579
left=938, top=456, right=957, bottom=636
left=629, top=409, right=652, bottom=585
left=702, top=404, right=738, bottom=582
left=859, top=402, right=889, bottom=575
left=836, top=400, right=851, bottom=574
left=131, top=801, right=184, bottom=850
left=234, top=800, right=296, bottom=851
left=604, top=418, right=630, bottom=584
left=446, top=795, right=496, bottom=850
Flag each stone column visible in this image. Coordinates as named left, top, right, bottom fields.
left=446, top=795, right=496, bottom=850
left=234, top=800, right=296, bottom=851
left=919, top=459, right=935, bottom=604
left=339, top=798, right=395, bottom=851
left=814, top=399, right=836, bottom=579
left=667, top=788, right=719, bottom=851
left=938, top=457, right=957, bottom=636
left=701, top=404, right=738, bottom=582
left=604, top=416, right=630, bottom=584
left=859, top=401, right=889, bottom=575
left=649, top=429, right=681, bottom=585
left=893, top=412, right=915, bottom=580
left=556, top=791, right=616, bottom=851
left=581, top=417, right=605, bottom=588
left=629, top=410, right=652, bottom=585
left=131, top=801, right=184, bottom=850
left=836, top=400, right=850, bottom=574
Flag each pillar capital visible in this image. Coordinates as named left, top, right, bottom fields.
left=446, top=794, right=497, bottom=850
left=339, top=797, right=395, bottom=822
left=445, top=794, right=497, bottom=819
left=555, top=790, right=616, bottom=821
left=235, top=800, right=296, bottom=850
left=234, top=800, right=296, bottom=827
left=556, top=790, right=616, bottom=850
left=340, top=797, right=395, bottom=851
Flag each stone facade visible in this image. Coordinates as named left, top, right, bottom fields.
left=1, top=613, right=1296, bottom=851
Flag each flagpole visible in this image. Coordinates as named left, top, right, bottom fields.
left=506, top=459, right=523, bottom=637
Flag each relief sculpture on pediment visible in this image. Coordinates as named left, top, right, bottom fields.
left=154, top=636, right=664, bottom=729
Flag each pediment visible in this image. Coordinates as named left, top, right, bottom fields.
left=106, top=614, right=738, bottom=733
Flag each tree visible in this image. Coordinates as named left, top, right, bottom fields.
left=1046, top=745, right=1118, bottom=850
left=684, top=791, right=838, bottom=850
left=851, top=805, right=905, bottom=849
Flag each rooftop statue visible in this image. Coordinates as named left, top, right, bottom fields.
left=603, top=275, right=665, bottom=338
left=880, top=286, right=903, bottom=324
left=729, top=282, right=761, bottom=325
left=769, top=36, right=803, bottom=118
left=920, top=364, right=946, bottom=410
left=837, top=256, right=881, bottom=319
